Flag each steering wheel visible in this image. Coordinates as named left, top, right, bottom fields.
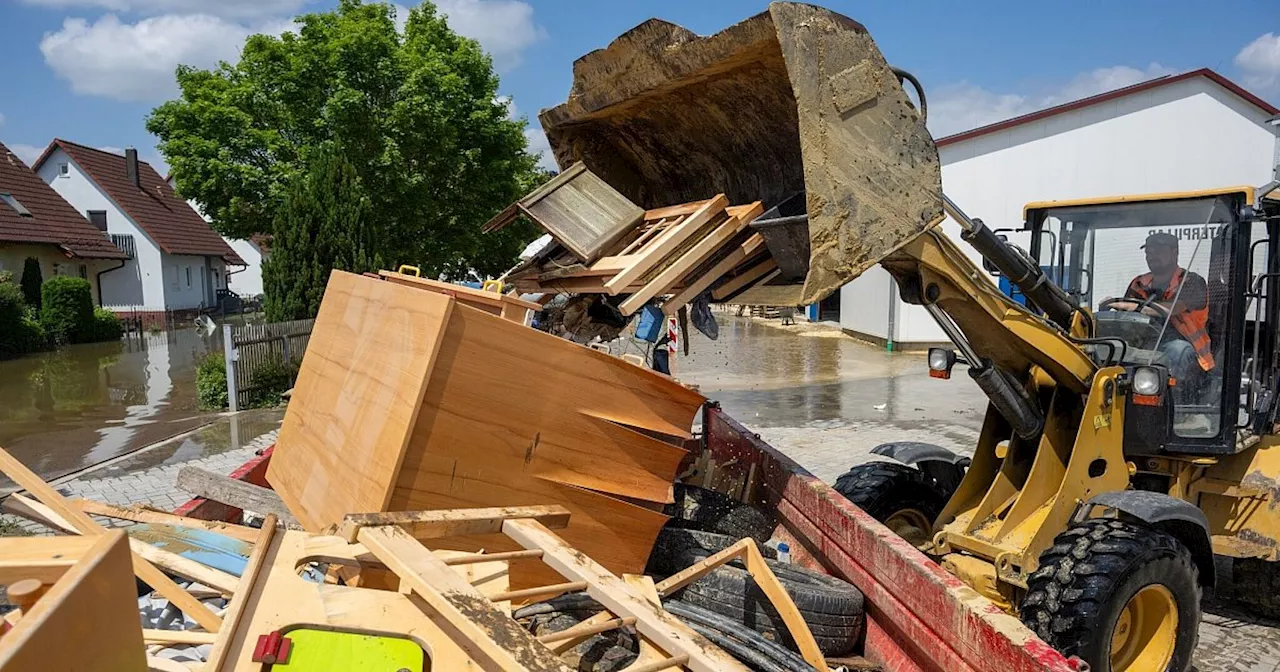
left=1098, top=297, right=1172, bottom=321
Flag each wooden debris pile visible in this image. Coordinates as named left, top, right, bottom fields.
left=488, top=163, right=792, bottom=317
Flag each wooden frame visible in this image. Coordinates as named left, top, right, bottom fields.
left=0, top=532, right=147, bottom=671
left=379, top=270, right=540, bottom=323
left=663, top=234, right=767, bottom=316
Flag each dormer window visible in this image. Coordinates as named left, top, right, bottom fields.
left=0, top=192, right=32, bottom=217
left=58, top=163, right=70, bottom=178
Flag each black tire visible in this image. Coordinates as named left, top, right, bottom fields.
left=667, top=558, right=864, bottom=656
left=667, top=484, right=777, bottom=544
left=833, top=462, right=948, bottom=545
left=664, top=599, right=814, bottom=672
left=646, top=527, right=776, bottom=576
left=1021, top=519, right=1201, bottom=672
left=517, top=595, right=638, bottom=672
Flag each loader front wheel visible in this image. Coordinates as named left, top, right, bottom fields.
left=1021, top=519, right=1200, bottom=672
left=833, top=462, right=948, bottom=547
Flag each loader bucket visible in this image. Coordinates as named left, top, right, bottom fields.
left=539, top=2, right=943, bottom=304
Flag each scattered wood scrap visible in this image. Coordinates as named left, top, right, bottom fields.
left=175, top=466, right=299, bottom=528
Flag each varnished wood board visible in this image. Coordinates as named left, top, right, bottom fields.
left=605, top=195, right=728, bottom=294
left=664, top=234, right=766, bottom=315
left=268, top=271, right=456, bottom=532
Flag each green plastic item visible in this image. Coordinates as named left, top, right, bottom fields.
left=272, top=628, right=424, bottom=671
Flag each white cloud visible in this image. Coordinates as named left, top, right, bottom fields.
left=8, top=144, right=46, bottom=167
left=1236, top=33, right=1280, bottom=94
left=40, top=14, right=292, bottom=102
left=504, top=96, right=555, bottom=171
left=21, top=0, right=311, bottom=20
left=398, top=0, right=544, bottom=72
left=929, top=64, right=1176, bottom=138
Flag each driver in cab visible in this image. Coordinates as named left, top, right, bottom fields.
left=1106, top=232, right=1215, bottom=398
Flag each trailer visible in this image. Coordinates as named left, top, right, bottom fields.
left=176, top=403, right=1084, bottom=672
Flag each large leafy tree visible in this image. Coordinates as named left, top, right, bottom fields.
left=148, top=0, right=540, bottom=282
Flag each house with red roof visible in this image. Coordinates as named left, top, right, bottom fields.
left=0, top=141, right=127, bottom=305
left=838, top=68, right=1280, bottom=346
left=32, top=140, right=244, bottom=321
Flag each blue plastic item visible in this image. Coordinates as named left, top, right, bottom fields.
left=635, top=304, right=665, bottom=343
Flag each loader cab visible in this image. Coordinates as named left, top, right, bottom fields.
left=1024, top=188, right=1278, bottom=456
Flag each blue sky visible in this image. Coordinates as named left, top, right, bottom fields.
left=1, top=0, right=1278, bottom=176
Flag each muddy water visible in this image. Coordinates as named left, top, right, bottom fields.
left=0, top=328, right=225, bottom=483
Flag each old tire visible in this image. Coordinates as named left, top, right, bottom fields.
left=666, top=558, right=864, bottom=656
left=517, top=595, right=638, bottom=672
left=1021, top=519, right=1200, bottom=672
left=664, top=599, right=814, bottom=672
left=833, top=462, right=948, bottom=546
left=666, top=484, right=777, bottom=544
left=647, top=527, right=776, bottom=576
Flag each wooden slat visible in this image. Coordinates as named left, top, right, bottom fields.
left=711, top=258, right=778, bottom=300
left=142, top=629, right=218, bottom=645
left=502, top=519, right=750, bottom=672
left=443, top=549, right=545, bottom=566
left=645, top=199, right=712, bottom=220
left=378, top=271, right=541, bottom=312
left=0, top=536, right=94, bottom=584
left=267, top=271, right=456, bottom=532
left=204, top=515, right=278, bottom=672
left=663, top=234, right=766, bottom=315
left=489, top=581, right=588, bottom=603
left=338, top=505, right=571, bottom=543
left=537, top=616, right=636, bottom=644
left=176, top=466, right=298, bottom=527
left=619, top=202, right=763, bottom=315
left=357, top=525, right=574, bottom=672
left=605, top=195, right=729, bottom=295
left=0, top=450, right=223, bottom=632
left=128, top=538, right=239, bottom=597
left=74, top=499, right=260, bottom=544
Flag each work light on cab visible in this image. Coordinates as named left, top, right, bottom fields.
left=928, top=348, right=957, bottom=379
left=1131, top=366, right=1166, bottom=405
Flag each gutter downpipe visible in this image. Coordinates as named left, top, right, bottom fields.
left=95, top=259, right=127, bottom=308
left=886, top=278, right=898, bottom=352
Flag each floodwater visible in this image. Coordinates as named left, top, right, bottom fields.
left=0, top=326, right=227, bottom=485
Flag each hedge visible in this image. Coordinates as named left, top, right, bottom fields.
left=196, top=353, right=229, bottom=410
left=0, top=282, right=48, bottom=358
left=40, top=276, right=95, bottom=344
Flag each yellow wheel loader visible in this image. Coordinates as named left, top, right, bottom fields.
left=540, top=4, right=1280, bottom=670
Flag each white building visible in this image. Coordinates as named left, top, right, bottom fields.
left=34, top=140, right=244, bottom=325
left=167, top=174, right=268, bottom=298
left=838, top=68, right=1280, bottom=348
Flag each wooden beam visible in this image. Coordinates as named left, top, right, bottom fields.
left=357, top=525, right=574, bottom=672
left=128, top=538, right=239, bottom=597
left=489, top=581, right=588, bottom=603
left=175, top=466, right=299, bottom=527
left=624, top=656, right=690, bottom=672
left=712, top=258, right=778, bottom=300
left=619, top=202, right=763, bottom=315
left=205, top=515, right=278, bottom=672
left=645, top=199, right=711, bottom=221
left=537, top=616, right=636, bottom=644
left=663, top=235, right=766, bottom=316
left=74, top=499, right=260, bottom=543
left=442, top=549, right=545, bottom=566
left=338, top=505, right=572, bottom=543
left=502, top=518, right=750, bottom=672
left=142, top=629, right=218, bottom=646
left=0, top=449, right=224, bottom=633
left=605, top=195, right=729, bottom=295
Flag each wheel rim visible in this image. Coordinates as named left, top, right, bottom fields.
left=884, top=508, right=933, bottom=546
left=1109, top=584, right=1178, bottom=672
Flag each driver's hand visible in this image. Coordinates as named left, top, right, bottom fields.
left=1108, top=300, right=1139, bottom=311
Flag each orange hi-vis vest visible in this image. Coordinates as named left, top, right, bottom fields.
left=1127, top=268, right=1215, bottom=371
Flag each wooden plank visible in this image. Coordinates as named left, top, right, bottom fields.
left=176, top=467, right=298, bottom=527
left=338, top=505, right=571, bottom=543
left=711, top=258, right=778, bottom=300
left=357, top=525, right=574, bottom=672
left=0, top=536, right=95, bottom=584
left=645, top=199, right=711, bottom=220
left=605, top=195, right=729, bottom=295
left=268, top=271, right=456, bottom=532
left=0, top=450, right=223, bottom=633
left=663, top=235, right=766, bottom=316
left=204, top=515, right=278, bottom=672
left=619, top=202, right=763, bottom=315
left=74, top=499, right=260, bottom=544
left=537, top=616, right=636, bottom=644
left=503, top=519, right=750, bottom=672
left=0, top=532, right=147, bottom=672
left=142, top=629, right=218, bottom=645
left=128, top=538, right=239, bottom=597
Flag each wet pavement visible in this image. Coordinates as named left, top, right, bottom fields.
left=678, top=313, right=985, bottom=482
left=0, top=327, right=227, bottom=487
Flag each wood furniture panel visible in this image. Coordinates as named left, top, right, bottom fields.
left=269, top=270, right=455, bottom=532
left=378, top=270, right=539, bottom=323
left=0, top=532, right=147, bottom=672
left=604, top=195, right=728, bottom=294
left=663, top=234, right=766, bottom=316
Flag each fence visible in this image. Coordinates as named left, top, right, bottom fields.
left=223, top=319, right=314, bottom=411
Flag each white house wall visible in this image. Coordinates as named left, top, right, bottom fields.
left=38, top=148, right=164, bottom=311
left=224, top=238, right=263, bottom=296
left=160, top=253, right=225, bottom=311
left=841, top=77, right=1278, bottom=345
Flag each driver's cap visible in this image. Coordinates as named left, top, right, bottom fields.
left=1141, top=232, right=1178, bottom=249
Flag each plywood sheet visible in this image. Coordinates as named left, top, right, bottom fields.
left=269, top=270, right=455, bottom=531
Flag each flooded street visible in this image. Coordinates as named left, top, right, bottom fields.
left=677, top=313, right=985, bottom=482
left=0, top=327, right=228, bottom=486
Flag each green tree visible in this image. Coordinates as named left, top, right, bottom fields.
left=148, top=0, right=540, bottom=284
left=262, top=147, right=383, bottom=320
left=20, top=258, right=42, bottom=310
